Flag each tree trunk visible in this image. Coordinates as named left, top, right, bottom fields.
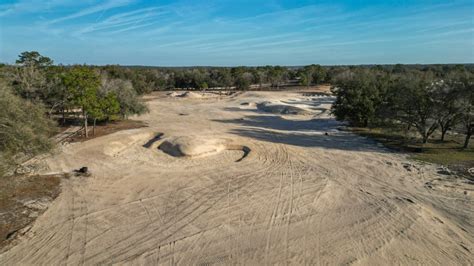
left=440, top=128, right=447, bottom=141
left=421, top=130, right=429, bottom=143
left=439, top=119, right=452, bottom=142
left=464, top=131, right=472, bottom=149
left=62, top=109, right=66, bottom=125
left=84, top=111, right=88, bottom=138
left=422, top=136, right=428, bottom=144
left=93, top=118, right=97, bottom=136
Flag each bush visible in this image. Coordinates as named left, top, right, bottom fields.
left=0, top=83, right=55, bottom=176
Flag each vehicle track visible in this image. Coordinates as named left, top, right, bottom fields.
left=0, top=91, right=472, bottom=265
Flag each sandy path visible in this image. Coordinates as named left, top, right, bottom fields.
left=1, top=91, right=472, bottom=265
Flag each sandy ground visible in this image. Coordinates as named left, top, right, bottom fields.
left=1, top=90, right=473, bottom=265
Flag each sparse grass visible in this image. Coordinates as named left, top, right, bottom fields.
left=0, top=174, right=62, bottom=250
left=410, top=141, right=473, bottom=165
left=350, top=127, right=474, bottom=176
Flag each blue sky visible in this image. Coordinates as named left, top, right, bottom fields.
left=0, top=0, right=473, bottom=66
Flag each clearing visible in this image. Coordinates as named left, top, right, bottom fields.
left=0, top=89, right=472, bottom=265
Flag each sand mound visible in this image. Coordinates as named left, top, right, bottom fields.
left=240, top=102, right=257, bottom=109
left=168, top=91, right=204, bottom=98
left=167, top=91, right=182, bottom=97
left=257, top=102, right=311, bottom=115
left=159, top=136, right=227, bottom=157
left=180, top=91, right=203, bottom=98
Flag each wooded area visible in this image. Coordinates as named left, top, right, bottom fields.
left=331, top=66, right=474, bottom=148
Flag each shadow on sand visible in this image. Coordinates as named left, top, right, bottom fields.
left=213, top=115, right=387, bottom=152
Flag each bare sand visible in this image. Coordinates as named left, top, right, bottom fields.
left=1, top=91, right=472, bottom=265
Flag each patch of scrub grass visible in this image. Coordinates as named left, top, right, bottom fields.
left=0, top=174, right=62, bottom=250
left=350, top=127, right=474, bottom=175
left=410, top=141, right=474, bottom=165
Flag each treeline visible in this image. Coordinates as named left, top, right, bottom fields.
left=98, top=64, right=330, bottom=92
left=331, top=66, right=474, bottom=148
left=0, top=51, right=149, bottom=176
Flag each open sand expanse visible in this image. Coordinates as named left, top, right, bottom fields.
left=1, top=90, right=473, bottom=265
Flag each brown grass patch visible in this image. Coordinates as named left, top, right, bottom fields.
left=63, top=120, right=148, bottom=143
left=0, top=174, right=63, bottom=251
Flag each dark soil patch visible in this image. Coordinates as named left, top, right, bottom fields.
left=62, top=120, right=148, bottom=143
left=0, top=173, right=63, bottom=251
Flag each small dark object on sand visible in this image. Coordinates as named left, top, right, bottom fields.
left=324, top=132, right=329, bottom=136
left=77, top=167, right=88, bottom=173
left=74, top=167, right=90, bottom=176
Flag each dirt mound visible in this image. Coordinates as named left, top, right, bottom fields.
left=180, top=92, right=204, bottom=98
left=167, top=91, right=182, bottom=97
left=168, top=91, right=204, bottom=98
left=257, top=102, right=311, bottom=115
left=159, top=136, right=226, bottom=157
left=240, top=102, right=257, bottom=109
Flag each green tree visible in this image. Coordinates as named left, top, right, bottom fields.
left=386, top=72, right=438, bottom=143
left=456, top=74, right=474, bottom=148
left=234, top=75, right=251, bottom=90
left=88, top=91, right=120, bottom=136
left=433, top=78, right=463, bottom=141
left=298, top=66, right=314, bottom=88
left=268, top=66, right=286, bottom=89
left=100, top=78, right=148, bottom=119
left=218, top=68, right=233, bottom=89
left=331, top=70, right=385, bottom=127
left=62, top=67, right=101, bottom=138
left=312, top=65, right=327, bottom=84
left=16, top=51, right=53, bottom=67
left=199, top=82, right=209, bottom=90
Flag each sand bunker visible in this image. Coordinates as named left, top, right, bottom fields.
left=158, top=136, right=251, bottom=161
left=257, top=101, right=311, bottom=115
left=159, top=136, right=227, bottom=157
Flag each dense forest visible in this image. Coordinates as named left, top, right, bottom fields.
left=0, top=51, right=473, bottom=176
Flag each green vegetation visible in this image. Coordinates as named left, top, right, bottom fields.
left=297, top=64, right=327, bottom=87
left=100, top=78, right=148, bottom=119
left=332, top=66, right=473, bottom=148
left=352, top=127, right=473, bottom=174
left=333, top=66, right=474, bottom=172
left=0, top=83, right=55, bottom=176
left=0, top=52, right=150, bottom=176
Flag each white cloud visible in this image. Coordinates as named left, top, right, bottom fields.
left=0, top=0, right=79, bottom=17
left=46, top=0, right=134, bottom=25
